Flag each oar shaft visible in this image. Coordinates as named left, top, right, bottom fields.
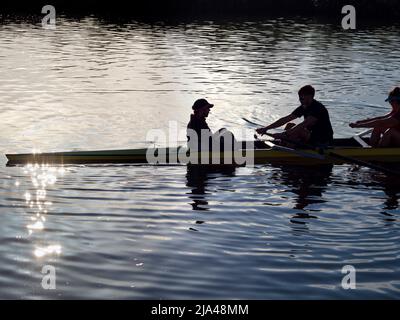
left=263, top=132, right=314, bottom=150
left=356, top=128, right=374, bottom=137
left=263, top=131, right=400, bottom=176
left=263, top=140, right=324, bottom=160
left=242, top=117, right=263, bottom=127
left=327, top=151, right=400, bottom=176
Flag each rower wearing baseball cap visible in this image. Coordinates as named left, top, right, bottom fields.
left=350, top=87, right=400, bottom=147
left=187, top=98, right=236, bottom=152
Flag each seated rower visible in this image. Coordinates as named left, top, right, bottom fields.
left=187, top=98, right=237, bottom=152
left=256, top=85, right=334, bottom=147
left=350, top=87, right=400, bottom=147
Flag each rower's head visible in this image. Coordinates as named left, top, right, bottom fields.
left=385, top=87, right=400, bottom=109
left=192, top=98, right=213, bottom=118
left=298, top=85, right=315, bottom=107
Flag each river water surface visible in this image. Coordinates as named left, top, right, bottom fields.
left=0, top=16, right=400, bottom=299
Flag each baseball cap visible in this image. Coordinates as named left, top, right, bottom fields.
left=192, top=98, right=214, bottom=110
left=385, top=87, right=400, bottom=102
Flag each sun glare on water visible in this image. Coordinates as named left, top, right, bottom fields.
left=34, top=245, right=62, bottom=258
left=19, top=163, right=66, bottom=258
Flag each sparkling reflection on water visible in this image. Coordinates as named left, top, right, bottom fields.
left=0, top=16, right=400, bottom=299
left=1, top=163, right=399, bottom=299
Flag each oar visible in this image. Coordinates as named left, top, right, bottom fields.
left=245, top=117, right=398, bottom=175
left=264, top=132, right=400, bottom=176
left=322, top=152, right=400, bottom=176
left=262, top=138, right=325, bottom=160
left=352, top=128, right=373, bottom=148
left=263, top=132, right=312, bottom=150
left=244, top=117, right=399, bottom=174
left=243, top=117, right=263, bottom=127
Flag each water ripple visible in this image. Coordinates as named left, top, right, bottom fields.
left=1, top=17, right=400, bottom=299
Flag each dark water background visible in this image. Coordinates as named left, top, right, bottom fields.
left=0, top=16, right=399, bottom=299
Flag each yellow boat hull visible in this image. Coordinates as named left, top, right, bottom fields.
left=5, top=145, right=400, bottom=166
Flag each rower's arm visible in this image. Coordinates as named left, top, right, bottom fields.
left=352, top=117, right=399, bottom=128
left=286, top=115, right=317, bottom=134
left=354, top=113, right=393, bottom=124
left=257, top=114, right=297, bottom=133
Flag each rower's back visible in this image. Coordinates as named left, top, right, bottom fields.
left=186, top=114, right=213, bottom=151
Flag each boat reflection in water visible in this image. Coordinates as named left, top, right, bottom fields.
left=269, top=164, right=333, bottom=234
left=185, top=162, right=400, bottom=229
left=271, top=164, right=333, bottom=210
left=185, top=165, right=236, bottom=211
left=362, top=172, right=400, bottom=223
left=185, top=163, right=333, bottom=213
left=381, top=180, right=400, bottom=212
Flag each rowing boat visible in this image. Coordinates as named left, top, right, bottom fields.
left=5, top=138, right=400, bottom=166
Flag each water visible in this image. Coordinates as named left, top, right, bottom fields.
left=0, top=16, right=400, bottom=299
